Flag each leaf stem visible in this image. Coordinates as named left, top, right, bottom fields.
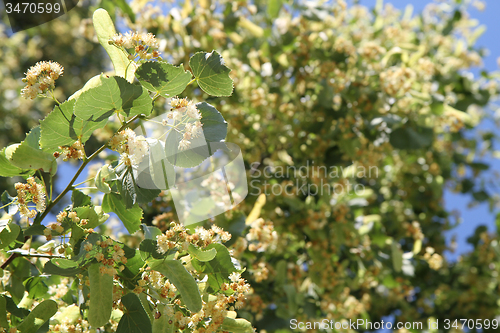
left=73, top=177, right=94, bottom=187
left=0, top=200, right=16, bottom=210
left=48, top=89, right=61, bottom=105
left=49, top=175, right=53, bottom=201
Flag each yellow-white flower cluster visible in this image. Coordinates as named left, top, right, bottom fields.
left=379, top=66, right=416, bottom=96
left=55, top=141, right=85, bottom=161
left=15, top=176, right=46, bottom=218
left=424, top=247, right=444, bottom=270
left=21, top=61, right=63, bottom=99
left=163, top=98, right=203, bottom=151
left=140, top=266, right=251, bottom=333
left=88, top=238, right=128, bottom=276
left=156, top=222, right=231, bottom=254
left=110, top=129, right=149, bottom=167
left=110, top=31, right=160, bottom=60
left=246, top=218, right=278, bottom=252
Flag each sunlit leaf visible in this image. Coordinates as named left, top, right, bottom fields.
left=74, top=76, right=152, bottom=122
left=93, top=9, right=135, bottom=81
left=17, top=300, right=57, bottom=333
left=102, top=193, right=143, bottom=234
left=136, top=61, right=192, bottom=97
left=189, top=51, right=233, bottom=97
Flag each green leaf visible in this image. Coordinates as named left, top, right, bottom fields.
left=93, top=8, right=135, bottom=81
left=102, top=193, right=143, bottom=234
left=187, top=244, right=217, bottom=262
left=389, top=126, right=433, bottom=150
left=1, top=191, right=17, bottom=215
left=72, top=234, right=104, bottom=267
left=39, top=99, right=102, bottom=149
left=267, top=0, right=283, bottom=18
left=136, top=185, right=161, bottom=204
left=136, top=62, right=192, bottom=97
left=192, top=243, right=239, bottom=291
left=197, top=102, right=228, bottom=142
left=119, top=169, right=160, bottom=208
left=23, top=224, right=46, bottom=237
left=164, top=129, right=207, bottom=168
left=139, top=239, right=164, bottom=261
left=0, top=295, right=8, bottom=328
left=141, top=224, right=162, bottom=240
left=74, top=206, right=108, bottom=229
left=116, top=293, right=152, bottom=333
left=443, top=10, right=462, bottom=35
left=88, top=263, right=113, bottom=328
left=138, top=293, right=154, bottom=322
left=74, top=76, right=153, bottom=122
left=221, top=317, right=254, bottom=333
left=392, top=241, right=403, bottom=273
left=17, top=300, right=57, bottom=333
left=23, top=277, right=48, bottom=299
left=68, top=73, right=104, bottom=101
left=189, top=51, right=234, bottom=96
left=149, top=259, right=202, bottom=313
left=43, top=258, right=82, bottom=277
left=118, top=247, right=145, bottom=289
left=148, top=140, right=175, bottom=189
left=112, top=0, right=135, bottom=23
left=95, top=165, right=116, bottom=194
left=0, top=148, right=34, bottom=177
left=152, top=304, right=175, bottom=333
left=5, top=295, right=30, bottom=319
left=70, top=224, right=85, bottom=248
left=7, top=127, right=57, bottom=174
left=0, top=222, right=20, bottom=249
left=72, top=190, right=92, bottom=208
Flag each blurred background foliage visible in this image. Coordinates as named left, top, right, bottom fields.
left=2, top=0, right=500, bottom=331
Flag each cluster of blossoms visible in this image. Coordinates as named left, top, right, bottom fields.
left=379, top=66, right=416, bottom=96
left=197, top=174, right=243, bottom=215
left=54, top=141, right=85, bottom=161
left=245, top=218, right=278, bottom=252
left=156, top=222, right=231, bottom=254
left=136, top=268, right=250, bottom=333
left=43, top=222, right=64, bottom=241
left=424, top=247, right=444, bottom=270
left=50, top=312, right=92, bottom=333
left=109, top=31, right=160, bottom=60
left=250, top=262, right=269, bottom=283
left=85, top=238, right=127, bottom=276
left=15, top=177, right=46, bottom=218
left=20, top=61, right=64, bottom=99
left=163, top=98, right=203, bottom=151
left=109, top=129, right=149, bottom=167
